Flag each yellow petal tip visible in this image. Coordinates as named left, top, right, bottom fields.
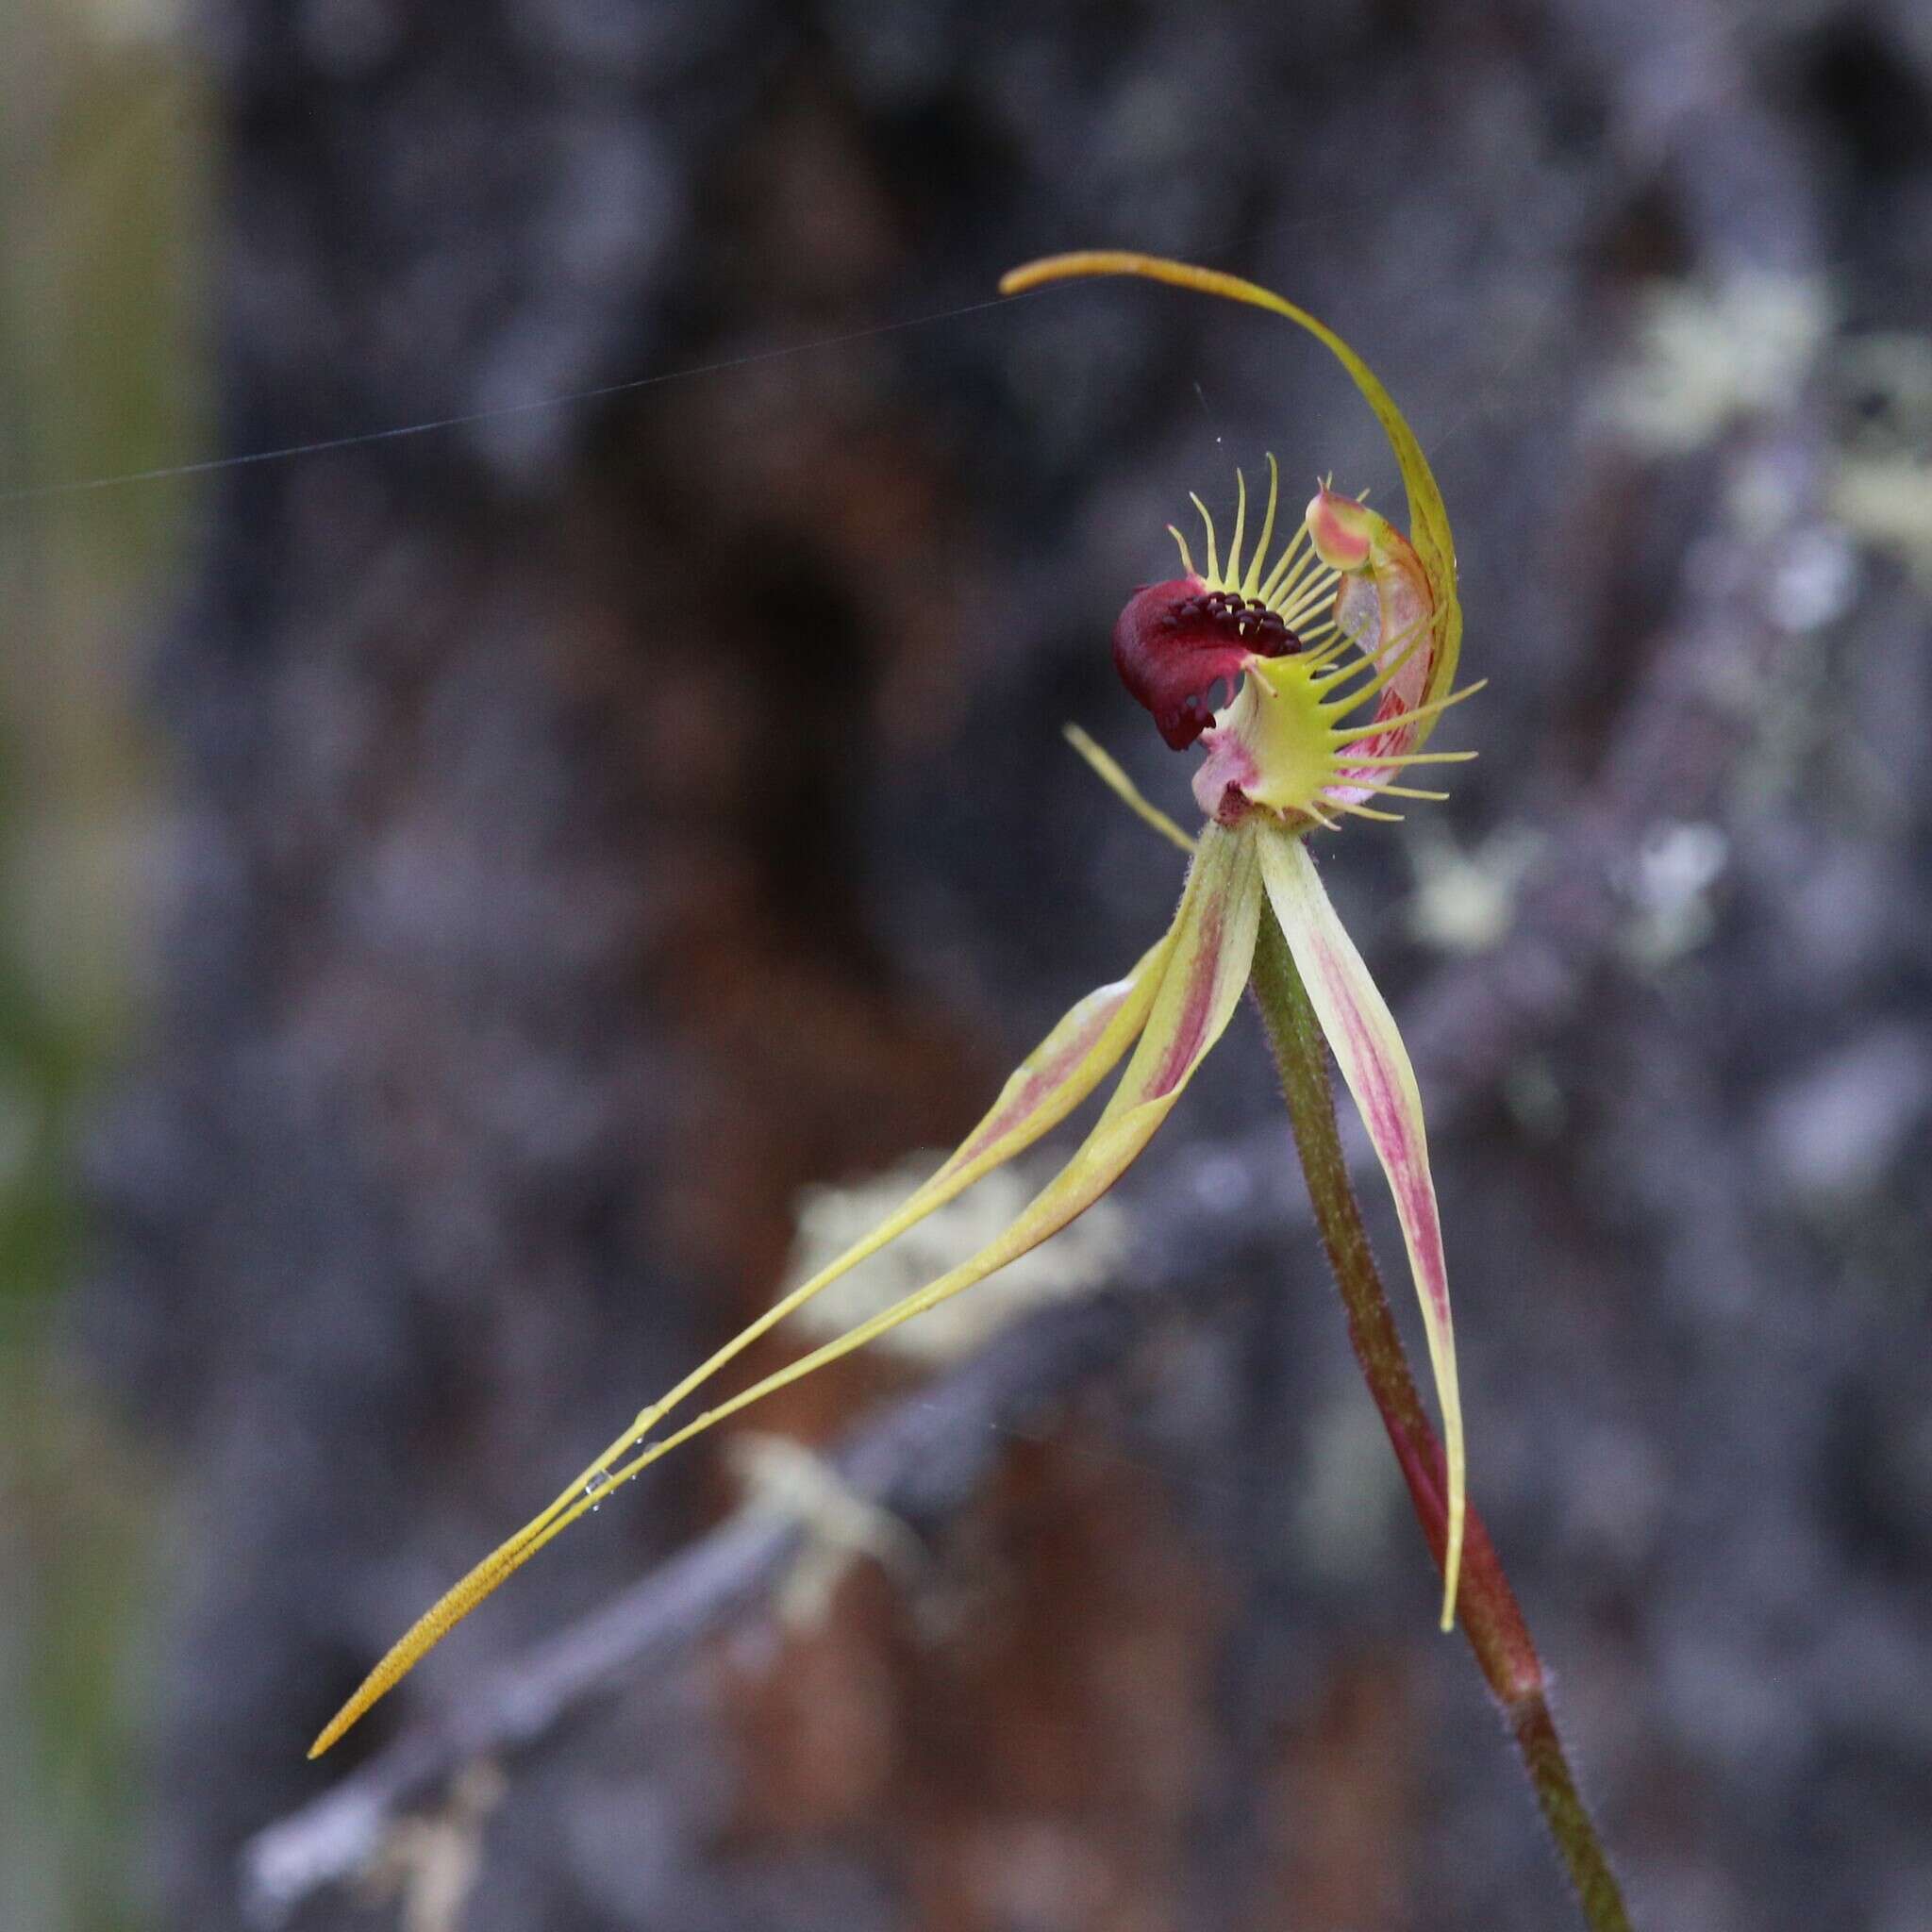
left=1439, top=1491, right=1466, bottom=1632
left=308, top=1712, right=350, bottom=1760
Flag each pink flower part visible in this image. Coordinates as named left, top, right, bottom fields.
left=1305, top=482, right=1374, bottom=571
left=1190, top=723, right=1261, bottom=825
left=944, top=943, right=1170, bottom=1173
left=1148, top=893, right=1228, bottom=1094
left=1324, top=515, right=1437, bottom=808
left=1113, top=577, right=1300, bottom=751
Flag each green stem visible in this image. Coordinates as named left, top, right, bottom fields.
left=1249, top=910, right=1633, bottom=1932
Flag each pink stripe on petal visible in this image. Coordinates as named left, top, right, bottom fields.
left=1257, top=824, right=1467, bottom=1629
left=1325, top=524, right=1438, bottom=807
left=1100, top=821, right=1261, bottom=1125
left=1149, top=901, right=1227, bottom=1094
left=946, top=956, right=1163, bottom=1171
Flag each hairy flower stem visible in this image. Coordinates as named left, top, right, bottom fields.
left=1249, top=910, right=1633, bottom=1932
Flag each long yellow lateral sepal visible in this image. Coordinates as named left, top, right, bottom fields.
left=309, top=878, right=1196, bottom=1757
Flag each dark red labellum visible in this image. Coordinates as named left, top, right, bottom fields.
left=1112, top=579, right=1301, bottom=750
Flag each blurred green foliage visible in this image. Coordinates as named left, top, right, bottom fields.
left=1, top=5, right=207, bottom=1926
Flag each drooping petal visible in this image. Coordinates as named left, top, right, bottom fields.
left=1255, top=823, right=1465, bottom=1628
left=308, top=841, right=1253, bottom=1759
left=1000, top=254, right=1463, bottom=733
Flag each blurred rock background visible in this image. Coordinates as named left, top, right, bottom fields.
left=3, top=1, right=1929, bottom=1928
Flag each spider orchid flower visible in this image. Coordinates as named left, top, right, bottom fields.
left=309, top=253, right=1477, bottom=1760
